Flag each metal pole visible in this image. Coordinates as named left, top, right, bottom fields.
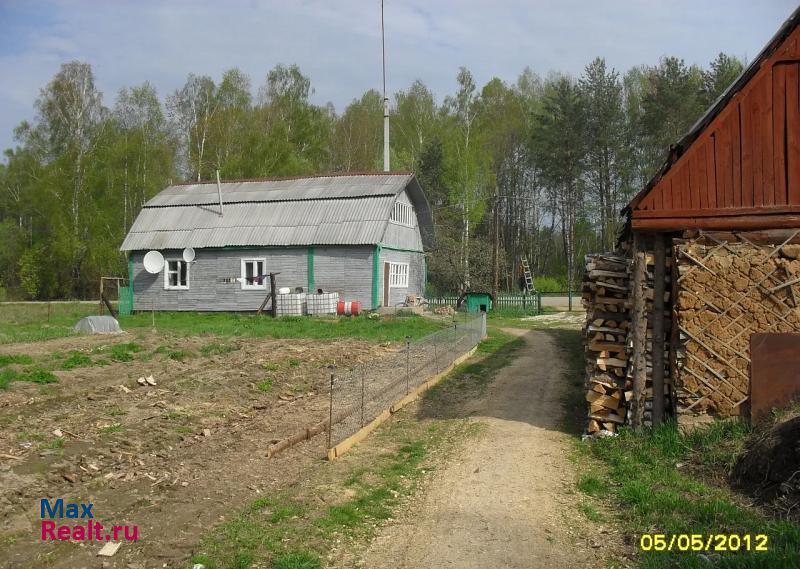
left=381, top=0, right=390, bottom=172
left=327, top=370, right=335, bottom=450
left=216, top=170, right=224, bottom=216
left=405, top=336, right=411, bottom=394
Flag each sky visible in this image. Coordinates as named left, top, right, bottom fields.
left=0, top=0, right=796, bottom=153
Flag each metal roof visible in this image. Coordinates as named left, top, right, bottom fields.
left=121, top=173, right=434, bottom=251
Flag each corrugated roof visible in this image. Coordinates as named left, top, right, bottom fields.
left=146, top=173, right=413, bottom=207
left=121, top=173, right=434, bottom=251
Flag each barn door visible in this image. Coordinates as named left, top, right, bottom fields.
left=383, top=262, right=390, bottom=307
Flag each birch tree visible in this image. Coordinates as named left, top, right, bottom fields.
left=167, top=74, right=219, bottom=181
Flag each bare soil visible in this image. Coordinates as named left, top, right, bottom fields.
left=0, top=331, right=389, bottom=568
left=357, top=328, right=610, bottom=569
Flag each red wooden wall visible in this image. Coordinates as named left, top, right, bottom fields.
left=632, top=26, right=800, bottom=230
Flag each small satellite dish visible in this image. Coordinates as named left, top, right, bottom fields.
left=143, top=250, right=165, bottom=274
left=182, top=247, right=196, bottom=263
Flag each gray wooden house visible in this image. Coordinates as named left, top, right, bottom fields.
left=120, top=173, right=434, bottom=311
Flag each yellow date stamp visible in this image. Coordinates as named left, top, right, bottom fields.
left=639, top=534, right=769, bottom=552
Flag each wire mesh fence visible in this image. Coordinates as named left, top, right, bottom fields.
left=328, top=312, right=485, bottom=450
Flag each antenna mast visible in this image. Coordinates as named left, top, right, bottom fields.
left=382, top=0, right=390, bottom=172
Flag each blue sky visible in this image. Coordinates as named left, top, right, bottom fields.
left=0, top=0, right=796, bottom=152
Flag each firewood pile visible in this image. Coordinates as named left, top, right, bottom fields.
left=629, top=251, right=673, bottom=427
left=582, top=253, right=631, bottom=434
left=675, top=237, right=800, bottom=417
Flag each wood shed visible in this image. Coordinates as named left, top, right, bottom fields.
left=583, top=7, right=800, bottom=432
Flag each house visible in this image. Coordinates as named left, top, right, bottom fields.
left=584, top=6, right=800, bottom=431
left=120, top=173, right=434, bottom=312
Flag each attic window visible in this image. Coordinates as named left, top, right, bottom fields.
left=390, top=201, right=414, bottom=227
left=164, top=260, right=189, bottom=290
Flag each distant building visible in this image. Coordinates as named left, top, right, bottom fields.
left=120, top=173, right=434, bottom=311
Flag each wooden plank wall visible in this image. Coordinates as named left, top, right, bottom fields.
left=634, top=26, right=800, bottom=220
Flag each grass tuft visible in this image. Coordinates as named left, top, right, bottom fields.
left=200, top=342, right=239, bottom=357
left=22, top=368, right=58, bottom=384
left=0, top=354, right=34, bottom=366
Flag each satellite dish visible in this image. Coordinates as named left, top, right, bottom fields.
left=182, top=247, right=196, bottom=263
left=143, top=250, right=165, bottom=274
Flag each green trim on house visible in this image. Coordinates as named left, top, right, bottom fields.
left=377, top=244, right=425, bottom=253
left=307, top=246, right=315, bottom=292
left=372, top=244, right=382, bottom=309
left=127, top=255, right=134, bottom=312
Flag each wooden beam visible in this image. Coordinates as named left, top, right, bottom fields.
left=630, top=235, right=648, bottom=429
left=651, top=234, right=667, bottom=426
left=633, top=204, right=800, bottom=219
left=632, top=214, right=800, bottom=231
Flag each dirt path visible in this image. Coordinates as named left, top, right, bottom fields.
left=359, top=328, right=595, bottom=569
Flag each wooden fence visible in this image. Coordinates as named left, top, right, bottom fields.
left=426, top=293, right=542, bottom=313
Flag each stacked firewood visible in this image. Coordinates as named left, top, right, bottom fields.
left=626, top=252, right=673, bottom=427
left=582, top=254, right=632, bottom=434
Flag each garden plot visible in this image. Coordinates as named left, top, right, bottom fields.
left=0, top=330, right=392, bottom=568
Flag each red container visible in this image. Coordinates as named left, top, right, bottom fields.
left=337, top=300, right=361, bottom=316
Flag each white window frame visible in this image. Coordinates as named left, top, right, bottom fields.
left=390, top=201, right=414, bottom=227
left=240, top=258, right=267, bottom=290
left=388, top=262, right=409, bottom=288
left=164, top=260, right=189, bottom=290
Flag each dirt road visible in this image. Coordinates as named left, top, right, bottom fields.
left=360, top=328, right=596, bottom=568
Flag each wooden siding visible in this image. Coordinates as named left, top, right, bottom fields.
left=132, top=246, right=376, bottom=311
left=632, top=25, right=800, bottom=230
left=313, top=246, right=374, bottom=307
left=381, top=190, right=425, bottom=251
left=378, top=249, right=426, bottom=307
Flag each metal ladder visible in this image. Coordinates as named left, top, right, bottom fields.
left=521, top=257, right=535, bottom=293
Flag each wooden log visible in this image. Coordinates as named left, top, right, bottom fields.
left=651, top=234, right=667, bottom=426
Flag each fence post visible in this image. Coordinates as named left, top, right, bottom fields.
left=405, top=336, right=411, bottom=395
left=327, top=368, right=335, bottom=450
left=360, top=365, right=365, bottom=428
left=453, top=321, right=457, bottom=366
left=433, top=329, right=439, bottom=374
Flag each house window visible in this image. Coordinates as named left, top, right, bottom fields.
left=390, top=201, right=414, bottom=227
left=389, top=262, right=409, bottom=288
left=241, top=258, right=267, bottom=289
left=164, top=260, right=189, bottom=290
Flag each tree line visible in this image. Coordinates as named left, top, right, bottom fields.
left=0, top=53, right=743, bottom=300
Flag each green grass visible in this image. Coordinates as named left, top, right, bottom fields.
left=0, top=368, right=19, bottom=389
left=577, top=421, right=800, bottom=568
left=119, top=312, right=447, bottom=343
left=0, top=354, right=34, bottom=366
left=57, top=350, right=93, bottom=369
left=21, top=368, right=58, bottom=384
left=0, top=302, right=101, bottom=344
left=44, top=437, right=65, bottom=450
left=98, top=423, right=124, bottom=436
left=257, top=379, right=273, bottom=393
left=0, top=305, right=448, bottom=346
left=199, top=342, right=239, bottom=357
